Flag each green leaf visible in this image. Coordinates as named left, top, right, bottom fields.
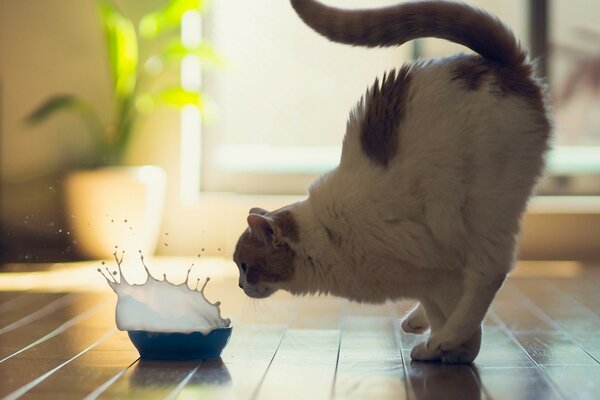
left=156, top=88, right=204, bottom=109
left=140, top=0, right=205, bottom=39
left=99, top=1, right=138, bottom=101
left=26, top=95, right=82, bottom=124
left=26, top=95, right=109, bottom=158
left=161, top=40, right=224, bottom=66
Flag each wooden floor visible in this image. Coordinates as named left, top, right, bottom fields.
left=0, top=260, right=599, bottom=400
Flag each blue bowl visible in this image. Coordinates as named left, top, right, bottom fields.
left=127, top=327, right=232, bottom=361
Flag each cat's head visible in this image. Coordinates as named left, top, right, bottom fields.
left=233, top=207, right=299, bottom=298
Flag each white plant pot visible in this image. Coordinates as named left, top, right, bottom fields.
left=65, top=166, right=167, bottom=260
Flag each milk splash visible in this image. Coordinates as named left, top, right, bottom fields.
left=99, top=251, right=231, bottom=334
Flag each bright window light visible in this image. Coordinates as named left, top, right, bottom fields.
left=181, top=10, right=202, bottom=47
left=180, top=9, right=203, bottom=202
left=181, top=55, right=202, bottom=91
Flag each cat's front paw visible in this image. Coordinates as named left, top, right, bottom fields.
left=410, top=341, right=442, bottom=362
left=410, top=338, right=477, bottom=364
left=426, top=332, right=462, bottom=353
left=423, top=332, right=478, bottom=364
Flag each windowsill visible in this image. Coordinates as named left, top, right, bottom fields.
left=212, top=145, right=600, bottom=175
left=214, top=145, right=341, bottom=174
left=528, top=195, right=600, bottom=213
left=209, top=145, right=600, bottom=196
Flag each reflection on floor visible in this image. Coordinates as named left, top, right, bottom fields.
left=0, top=260, right=598, bottom=399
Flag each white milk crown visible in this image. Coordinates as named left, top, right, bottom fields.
left=99, top=250, right=231, bottom=334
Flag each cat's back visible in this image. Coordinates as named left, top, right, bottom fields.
left=339, top=53, right=549, bottom=182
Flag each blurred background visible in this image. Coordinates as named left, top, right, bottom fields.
left=1, top=0, right=599, bottom=265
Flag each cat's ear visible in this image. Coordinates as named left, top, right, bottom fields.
left=249, top=207, right=269, bottom=216
left=247, top=214, right=282, bottom=247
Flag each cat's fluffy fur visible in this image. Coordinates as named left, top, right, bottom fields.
left=233, top=0, right=551, bottom=363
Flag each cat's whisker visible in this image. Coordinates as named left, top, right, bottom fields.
left=251, top=299, right=260, bottom=321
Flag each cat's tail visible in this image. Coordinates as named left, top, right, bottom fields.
left=290, top=0, right=526, bottom=66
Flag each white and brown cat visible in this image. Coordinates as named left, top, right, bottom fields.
left=234, top=0, right=551, bottom=363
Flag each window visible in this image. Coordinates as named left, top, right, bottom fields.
left=201, top=0, right=600, bottom=195
left=201, top=0, right=409, bottom=194
left=542, top=0, right=600, bottom=194
left=180, top=10, right=203, bottom=203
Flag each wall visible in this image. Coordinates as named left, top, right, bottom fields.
left=0, top=0, right=170, bottom=261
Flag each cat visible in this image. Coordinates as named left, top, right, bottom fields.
left=233, top=0, right=551, bottom=363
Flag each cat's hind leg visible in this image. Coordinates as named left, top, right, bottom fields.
left=401, top=303, right=429, bottom=334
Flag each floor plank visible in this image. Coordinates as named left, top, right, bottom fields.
left=174, top=358, right=235, bottom=400
left=255, top=329, right=339, bottom=400
left=334, top=317, right=406, bottom=400
left=543, top=365, right=600, bottom=400
left=477, top=367, right=563, bottom=400
left=97, top=359, right=201, bottom=400
left=220, top=324, right=288, bottom=400
left=514, top=332, right=599, bottom=366
left=0, top=293, right=76, bottom=336
left=19, top=331, right=139, bottom=399
left=403, top=356, right=483, bottom=400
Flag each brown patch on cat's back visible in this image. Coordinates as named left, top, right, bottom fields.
left=360, top=66, right=412, bottom=167
left=496, top=63, right=549, bottom=123
left=452, top=56, right=492, bottom=91
left=452, top=55, right=550, bottom=134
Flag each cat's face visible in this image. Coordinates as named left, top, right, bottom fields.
left=233, top=207, right=299, bottom=299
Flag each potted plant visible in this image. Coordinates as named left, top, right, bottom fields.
left=27, top=0, right=219, bottom=259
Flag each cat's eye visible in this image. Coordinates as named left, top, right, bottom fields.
left=240, top=263, right=247, bottom=272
